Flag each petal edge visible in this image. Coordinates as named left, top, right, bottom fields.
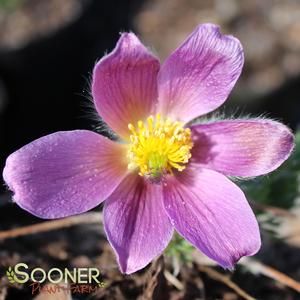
left=163, top=167, right=261, bottom=268
left=104, top=173, right=173, bottom=274
left=190, top=119, right=295, bottom=177
left=157, top=23, right=244, bottom=122
left=92, top=33, right=160, bottom=140
left=3, top=130, right=128, bottom=219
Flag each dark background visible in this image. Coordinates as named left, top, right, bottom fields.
left=0, top=0, right=142, bottom=195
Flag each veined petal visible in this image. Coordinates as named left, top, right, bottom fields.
left=104, top=173, right=173, bottom=274
left=3, top=130, right=128, bottom=219
left=157, top=23, right=243, bottom=123
left=163, top=167, right=261, bottom=268
left=190, top=119, right=294, bottom=177
left=92, top=33, right=160, bottom=140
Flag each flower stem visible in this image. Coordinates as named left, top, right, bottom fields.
left=0, top=212, right=102, bottom=240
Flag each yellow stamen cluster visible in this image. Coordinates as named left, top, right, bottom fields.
left=127, top=114, right=193, bottom=180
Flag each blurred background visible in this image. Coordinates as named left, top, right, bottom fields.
left=0, top=0, right=300, bottom=299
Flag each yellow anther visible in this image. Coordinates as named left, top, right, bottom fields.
left=127, top=113, right=193, bottom=181
left=138, top=120, right=144, bottom=129
left=147, top=115, right=154, bottom=131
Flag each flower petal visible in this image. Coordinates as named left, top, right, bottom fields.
left=3, top=130, right=128, bottom=219
left=157, top=23, right=244, bottom=122
left=104, top=173, right=173, bottom=274
left=163, top=167, right=261, bottom=268
left=190, top=119, right=294, bottom=177
left=92, top=33, right=160, bottom=140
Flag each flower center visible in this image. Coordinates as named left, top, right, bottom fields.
left=127, top=114, right=193, bottom=181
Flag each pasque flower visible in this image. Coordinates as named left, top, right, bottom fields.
left=3, top=24, right=294, bottom=274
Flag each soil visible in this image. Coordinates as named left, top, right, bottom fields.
left=0, top=199, right=300, bottom=300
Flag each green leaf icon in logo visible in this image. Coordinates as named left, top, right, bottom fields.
left=6, top=266, right=16, bottom=284
left=6, top=266, right=23, bottom=284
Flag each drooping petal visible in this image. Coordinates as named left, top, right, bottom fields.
left=104, top=173, right=173, bottom=274
left=190, top=119, right=294, bottom=177
left=92, top=33, right=160, bottom=140
left=157, top=23, right=244, bottom=123
left=3, top=130, right=128, bottom=219
left=163, top=167, right=261, bottom=268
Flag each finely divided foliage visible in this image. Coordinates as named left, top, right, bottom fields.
left=3, top=24, right=294, bottom=274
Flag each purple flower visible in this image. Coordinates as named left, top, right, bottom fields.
left=3, top=24, right=294, bottom=274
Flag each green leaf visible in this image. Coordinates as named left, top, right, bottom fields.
left=165, top=233, right=194, bottom=262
